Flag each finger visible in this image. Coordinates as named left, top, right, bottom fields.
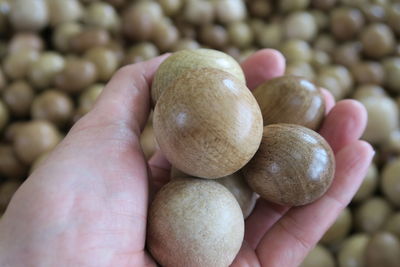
left=88, top=54, right=170, bottom=136
left=148, top=150, right=171, bottom=191
left=245, top=199, right=290, bottom=249
left=256, top=140, right=374, bottom=267
left=320, top=88, right=335, bottom=114
left=319, top=100, right=368, bottom=154
left=231, top=241, right=261, bottom=267
left=241, top=49, right=286, bottom=90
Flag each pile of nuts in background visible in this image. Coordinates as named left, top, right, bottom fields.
left=0, top=0, right=399, bottom=265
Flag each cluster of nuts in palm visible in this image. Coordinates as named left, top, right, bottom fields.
left=147, top=48, right=335, bottom=266
left=0, top=0, right=399, bottom=266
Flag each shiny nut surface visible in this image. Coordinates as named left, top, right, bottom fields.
left=153, top=68, right=262, bottom=179
left=253, top=76, right=325, bottom=130
left=243, top=124, right=335, bottom=206
left=151, top=48, right=245, bottom=104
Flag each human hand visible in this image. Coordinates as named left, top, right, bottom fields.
left=0, top=49, right=374, bottom=267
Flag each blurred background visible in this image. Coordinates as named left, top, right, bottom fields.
left=0, top=0, right=399, bottom=266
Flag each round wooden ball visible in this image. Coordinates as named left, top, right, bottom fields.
left=243, top=124, right=335, bottom=206
left=153, top=68, right=263, bottom=179
left=253, top=75, right=325, bottom=130
left=151, top=48, right=245, bottom=104
left=147, top=179, right=244, bottom=267
left=170, top=168, right=258, bottom=219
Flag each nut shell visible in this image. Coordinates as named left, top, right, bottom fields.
left=154, top=68, right=262, bottom=179
left=147, top=179, right=244, bottom=267
left=151, top=48, right=245, bottom=104
left=253, top=76, right=325, bottom=130
left=243, top=124, right=335, bottom=206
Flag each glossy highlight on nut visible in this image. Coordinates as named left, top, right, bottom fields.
left=243, top=124, right=335, bottom=206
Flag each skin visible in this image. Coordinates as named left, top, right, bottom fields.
left=0, top=49, right=373, bottom=267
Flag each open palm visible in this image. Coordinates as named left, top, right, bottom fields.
left=0, top=50, right=374, bottom=267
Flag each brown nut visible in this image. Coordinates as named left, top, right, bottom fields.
left=158, top=0, right=182, bottom=16
left=70, top=28, right=111, bottom=53
left=52, top=22, right=82, bottom=52
left=333, top=42, right=362, bottom=68
left=9, top=0, right=48, bottom=31
left=315, top=73, right=342, bottom=100
left=152, top=18, right=179, bottom=52
left=257, top=23, right=283, bottom=49
left=248, top=0, right=272, bottom=18
left=353, top=85, right=387, bottom=100
left=360, top=95, right=399, bottom=144
left=171, top=39, right=200, bottom=52
left=151, top=48, right=245, bottom=104
left=122, top=1, right=162, bottom=41
left=47, top=0, right=82, bottom=26
left=13, top=120, right=61, bottom=164
left=124, top=42, right=159, bottom=64
left=140, top=122, right=156, bottom=159
left=365, top=232, right=400, bottom=267
left=31, top=90, right=74, bottom=127
left=300, top=245, right=335, bottom=267
left=387, top=3, right=400, bottom=35
left=0, top=144, right=27, bottom=180
left=281, top=39, right=312, bottom=63
left=214, top=0, right=246, bottom=24
left=361, top=4, right=386, bottom=23
left=147, top=179, right=244, bottom=267
left=355, top=197, right=393, bottom=233
left=243, top=124, right=335, bottom=206
left=3, top=80, right=34, bottom=117
left=0, top=182, right=20, bottom=212
left=84, top=2, right=119, bottom=31
left=54, top=58, right=98, bottom=93
left=153, top=68, right=263, bottom=179
left=351, top=61, right=385, bottom=85
left=183, top=0, right=214, bottom=25
left=170, top=170, right=257, bottom=219
left=384, top=213, right=400, bottom=240
left=8, top=33, right=44, bottom=53
left=383, top=57, right=400, bottom=93
left=3, top=49, right=39, bottom=80
left=200, top=24, right=228, bottom=49
left=28, top=52, right=65, bottom=89
left=330, top=7, right=365, bottom=40
left=4, top=122, right=25, bottom=143
left=319, top=65, right=354, bottom=95
left=311, top=50, right=331, bottom=69
left=313, top=34, right=336, bottom=54
left=381, top=158, right=400, bottom=207
left=0, top=99, right=9, bottom=132
left=84, top=47, right=118, bottom=82
left=338, top=234, right=369, bottom=267
left=253, top=76, right=325, bottom=130
left=285, top=62, right=316, bottom=81
left=227, top=21, right=254, bottom=49
left=361, top=23, right=395, bottom=58
left=284, top=11, right=317, bottom=41
left=78, top=84, right=104, bottom=115
left=279, top=0, right=310, bottom=12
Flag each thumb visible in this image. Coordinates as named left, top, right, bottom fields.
left=74, top=54, right=169, bottom=137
